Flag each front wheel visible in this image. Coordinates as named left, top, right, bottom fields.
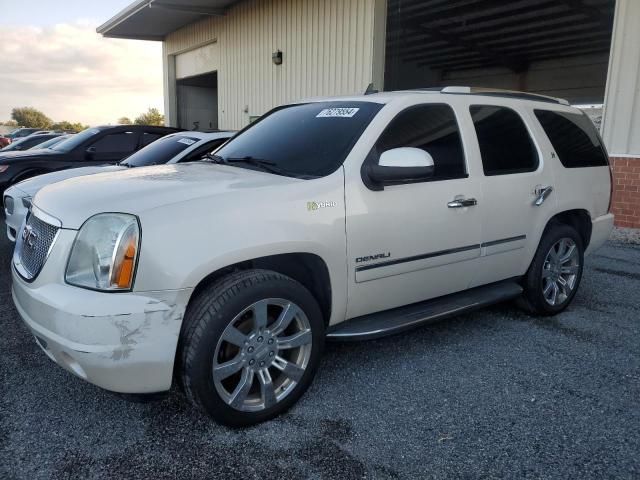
left=179, top=269, right=324, bottom=427
left=520, top=224, right=584, bottom=315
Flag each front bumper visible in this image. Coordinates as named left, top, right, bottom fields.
left=12, top=265, right=192, bottom=394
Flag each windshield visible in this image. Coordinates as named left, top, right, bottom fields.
left=121, top=134, right=200, bottom=167
left=213, top=101, right=383, bottom=178
left=51, top=128, right=102, bottom=153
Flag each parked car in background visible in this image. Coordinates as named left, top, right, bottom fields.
left=5, top=128, right=41, bottom=141
left=28, top=134, right=74, bottom=151
left=0, top=137, right=11, bottom=148
left=0, top=133, right=63, bottom=152
left=3, top=131, right=233, bottom=241
left=9, top=88, right=614, bottom=426
left=0, top=125, right=182, bottom=192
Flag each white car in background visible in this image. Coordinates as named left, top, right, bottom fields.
left=3, top=131, right=234, bottom=241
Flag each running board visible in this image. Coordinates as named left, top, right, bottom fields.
left=326, top=281, right=523, bottom=341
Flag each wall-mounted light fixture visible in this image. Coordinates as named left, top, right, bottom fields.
left=272, top=50, right=283, bottom=66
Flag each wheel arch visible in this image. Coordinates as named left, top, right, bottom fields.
left=187, top=252, right=333, bottom=327
left=542, top=209, right=592, bottom=249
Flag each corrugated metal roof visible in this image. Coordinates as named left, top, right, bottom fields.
left=97, top=0, right=242, bottom=40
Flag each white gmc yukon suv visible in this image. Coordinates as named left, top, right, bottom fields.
left=12, top=88, right=614, bottom=426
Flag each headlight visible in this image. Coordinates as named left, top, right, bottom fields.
left=66, top=213, right=140, bottom=291
left=22, top=196, right=32, bottom=209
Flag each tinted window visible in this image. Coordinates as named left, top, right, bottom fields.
left=122, top=135, right=200, bottom=167
left=535, top=110, right=608, bottom=168
left=142, top=132, right=163, bottom=147
left=214, top=101, right=383, bottom=178
left=470, top=105, right=538, bottom=175
left=179, top=138, right=229, bottom=163
left=91, top=132, right=138, bottom=154
left=375, top=104, right=466, bottom=180
left=52, top=128, right=103, bottom=152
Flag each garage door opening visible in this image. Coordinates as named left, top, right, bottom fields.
left=384, top=0, right=615, bottom=105
left=177, top=71, right=218, bottom=131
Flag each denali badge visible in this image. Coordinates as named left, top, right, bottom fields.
left=356, top=253, right=391, bottom=263
left=22, top=225, right=38, bottom=248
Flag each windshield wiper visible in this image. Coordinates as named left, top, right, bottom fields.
left=204, top=154, right=284, bottom=175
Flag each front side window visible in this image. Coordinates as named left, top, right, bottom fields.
left=534, top=110, right=608, bottom=168
left=470, top=105, right=539, bottom=176
left=213, top=101, right=384, bottom=178
left=91, top=132, right=138, bottom=154
left=122, top=135, right=201, bottom=167
left=374, top=104, right=467, bottom=180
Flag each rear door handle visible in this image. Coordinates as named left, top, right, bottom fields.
left=448, top=198, right=478, bottom=208
left=533, top=185, right=553, bottom=206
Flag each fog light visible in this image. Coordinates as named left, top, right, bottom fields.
left=3, top=195, right=14, bottom=215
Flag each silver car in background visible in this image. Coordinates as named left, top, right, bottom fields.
left=3, top=130, right=234, bottom=241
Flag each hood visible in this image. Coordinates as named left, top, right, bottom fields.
left=12, top=165, right=125, bottom=197
left=34, top=162, right=302, bottom=229
left=0, top=149, right=62, bottom=162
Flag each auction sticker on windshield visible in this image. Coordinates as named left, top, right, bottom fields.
left=316, top=108, right=360, bottom=118
left=177, top=138, right=197, bottom=146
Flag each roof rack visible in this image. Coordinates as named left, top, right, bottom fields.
left=411, top=86, right=570, bottom=105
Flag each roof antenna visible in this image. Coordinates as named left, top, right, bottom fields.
left=364, top=83, right=379, bottom=95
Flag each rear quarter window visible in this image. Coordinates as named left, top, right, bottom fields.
left=534, top=110, right=608, bottom=168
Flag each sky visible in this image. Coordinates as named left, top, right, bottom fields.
left=0, top=0, right=164, bottom=126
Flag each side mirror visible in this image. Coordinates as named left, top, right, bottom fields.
left=85, top=146, right=96, bottom=159
left=367, top=147, right=434, bottom=187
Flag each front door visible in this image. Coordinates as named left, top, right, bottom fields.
left=345, top=103, right=484, bottom=319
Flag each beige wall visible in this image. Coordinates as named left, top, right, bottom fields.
left=164, top=0, right=385, bottom=130
left=602, top=0, right=640, bottom=157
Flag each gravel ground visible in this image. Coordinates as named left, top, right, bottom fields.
left=1, top=233, right=639, bottom=479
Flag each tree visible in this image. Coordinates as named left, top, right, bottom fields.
left=11, top=107, right=53, bottom=129
left=134, top=108, right=164, bottom=126
left=0, top=120, right=18, bottom=127
left=51, top=121, right=88, bottom=133
left=118, top=117, right=133, bottom=125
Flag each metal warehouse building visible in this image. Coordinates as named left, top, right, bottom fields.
left=99, top=0, right=640, bottom=228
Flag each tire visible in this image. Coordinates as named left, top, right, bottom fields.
left=179, top=269, right=325, bottom=427
left=520, top=223, right=584, bottom=316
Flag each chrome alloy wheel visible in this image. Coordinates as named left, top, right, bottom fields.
left=212, top=299, right=313, bottom=412
left=542, top=237, right=580, bottom=306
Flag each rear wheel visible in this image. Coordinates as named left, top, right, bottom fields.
left=179, top=269, right=324, bottom=426
left=520, top=224, right=584, bottom=315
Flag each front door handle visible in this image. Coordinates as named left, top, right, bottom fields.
left=448, top=197, right=478, bottom=208
left=533, top=185, right=553, bottom=206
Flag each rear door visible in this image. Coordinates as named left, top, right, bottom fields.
left=466, top=103, right=556, bottom=287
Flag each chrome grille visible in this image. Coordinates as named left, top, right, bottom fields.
left=16, top=214, right=59, bottom=280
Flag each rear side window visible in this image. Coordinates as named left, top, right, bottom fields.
left=376, top=104, right=466, bottom=180
left=91, top=132, right=138, bottom=154
left=534, top=110, right=608, bottom=168
left=470, top=105, right=539, bottom=176
left=142, top=132, right=164, bottom=146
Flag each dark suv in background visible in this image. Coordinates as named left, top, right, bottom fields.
left=0, top=125, right=182, bottom=191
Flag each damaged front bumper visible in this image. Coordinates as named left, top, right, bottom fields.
left=12, top=269, right=192, bottom=394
